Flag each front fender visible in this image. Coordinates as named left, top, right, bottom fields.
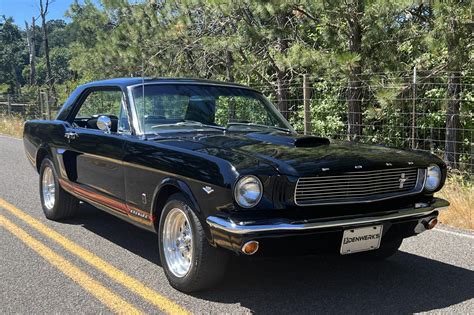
left=151, top=177, right=217, bottom=240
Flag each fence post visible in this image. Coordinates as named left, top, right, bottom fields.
left=411, top=65, right=416, bottom=149
left=45, top=91, right=51, bottom=120
left=39, top=91, right=44, bottom=119
left=7, top=94, right=11, bottom=116
left=303, top=74, right=311, bottom=135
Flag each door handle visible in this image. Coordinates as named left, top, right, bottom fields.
left=64, top=132, right=79, bottom=141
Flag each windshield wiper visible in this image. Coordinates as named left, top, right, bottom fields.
left=151, top=120, right=226, bottom=131
left=226, top=122, right=291, bottom=132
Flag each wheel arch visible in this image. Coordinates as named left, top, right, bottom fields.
left=151, top=177, right=203, bottom=231
left=35, top=145, right=53, bottom=173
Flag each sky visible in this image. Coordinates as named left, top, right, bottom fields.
left=0, top=0, right=100, bottom=26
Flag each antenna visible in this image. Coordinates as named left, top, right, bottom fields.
left=141, top=56, right=146, bottom=139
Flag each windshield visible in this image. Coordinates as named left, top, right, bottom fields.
left=131, top=84, right=294, bottom=135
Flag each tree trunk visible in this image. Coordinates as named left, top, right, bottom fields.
left=275, top=13, right=289, bottom=119
left=25, top=17, right=36, bottom=86
left=444, top=72, right=461, bottom=168
left=10, top=63, right=21, bottom=94
left=276, top=70, right=289, bottom=119
left=444, top=17, right=461, bottom=169
left=40, top=0, right=56, bottom=105
left=225, top=51, right=234, bottom=82
left=347, top=66, right=363, bottom=140
left=346, top=1, right=364, bottom=141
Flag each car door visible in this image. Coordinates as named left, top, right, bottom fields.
left=64, top=87, right=130, bottom=212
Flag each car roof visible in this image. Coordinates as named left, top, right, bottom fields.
left=79, top=77, right=258, bottom=91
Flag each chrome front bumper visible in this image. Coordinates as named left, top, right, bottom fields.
left=206, top=198, right=449, bottom=235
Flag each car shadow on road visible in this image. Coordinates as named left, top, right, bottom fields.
left=199, top=252, right=473, bottom=314
left=67, top=204, right=473, bottom=314
left=63, top=203, right=162, bottom=266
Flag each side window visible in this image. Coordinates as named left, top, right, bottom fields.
left=74, top=89, right=129, bottom=133
left=76, top=90, right=122, bottom=118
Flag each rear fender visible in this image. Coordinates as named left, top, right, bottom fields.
left=35, top=145, right=54, bottom=172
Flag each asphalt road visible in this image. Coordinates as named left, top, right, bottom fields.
left=0, top=134, right=473, bottom=314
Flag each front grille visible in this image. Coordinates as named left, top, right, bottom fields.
left=294, top=168, right=424, bottom=206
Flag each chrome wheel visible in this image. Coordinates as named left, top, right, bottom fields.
left=162, top=208, right=193, bottom=278
left=42, top=166, right=56, bottom=210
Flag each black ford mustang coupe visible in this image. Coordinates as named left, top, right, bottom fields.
left=23, top=78, right=449, bottom=292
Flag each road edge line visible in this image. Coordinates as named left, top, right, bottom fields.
left=434, top=227, right=474, bottom=239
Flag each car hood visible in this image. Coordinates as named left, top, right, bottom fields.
left=154, top=131, right=442, bottom=177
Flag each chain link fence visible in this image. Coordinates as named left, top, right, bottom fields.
left=1, top=71, right=473, bottom=176
left=0, top=91, right=58, bottom=119
left=254, top=71, right=473, bottom=176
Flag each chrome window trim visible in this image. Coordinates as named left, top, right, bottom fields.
left=117, top=95, right=132, bottom=135
left=127, top=81, right=260, bottom=92
left=126, top=85, right=144, bottom=136
left=126, top=82, right=295, bottom=136
left=293, top=168, right=426, bottom=206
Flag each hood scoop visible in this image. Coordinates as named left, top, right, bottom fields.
left=293, top=136, right=330, bottom=147
left=245, top=132, right=330, bottom=147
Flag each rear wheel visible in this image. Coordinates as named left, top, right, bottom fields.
left=158, top=193, right=229, bottom=292
left=39, top=157, right=79, bottom=220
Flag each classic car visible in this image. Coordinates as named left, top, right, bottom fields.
left=23, top=78, right=449, bottom=292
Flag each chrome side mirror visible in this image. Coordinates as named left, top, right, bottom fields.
left=97, top=115, right=112, bottom=133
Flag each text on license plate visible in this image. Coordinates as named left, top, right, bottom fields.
left=340, top=225, right=383, bottom=255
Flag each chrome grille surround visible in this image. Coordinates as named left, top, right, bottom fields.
left=294, top=168, right=425, bottom=206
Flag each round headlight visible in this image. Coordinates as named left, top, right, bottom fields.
left=424, top=164, right=441, bottom=192
left=234, top=175, right=263, bottom=208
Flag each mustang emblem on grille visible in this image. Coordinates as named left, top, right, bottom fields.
left=399, top=173, right=408, bottom=188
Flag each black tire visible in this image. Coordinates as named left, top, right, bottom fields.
left=39, top=157, right=79, bottom=220
left=158, top=193, right=229, bottom=292
left=358, top=237, right=403, bottom=260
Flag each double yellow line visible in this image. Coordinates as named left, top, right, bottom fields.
left=0, top=198, right=189, bottom=314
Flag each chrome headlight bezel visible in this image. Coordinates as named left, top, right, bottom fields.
left=234, top=175, right=263, bottom=208
left=424, top=164, right=441, bottom=192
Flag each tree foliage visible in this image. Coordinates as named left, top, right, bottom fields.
left=0, top=0, right=472, bottom=168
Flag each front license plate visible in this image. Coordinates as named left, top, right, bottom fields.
left=340, top=225, right=383, bottom=255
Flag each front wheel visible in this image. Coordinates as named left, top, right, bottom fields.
left=158, top=193, right=229, bottom=292
left=39, top=157, right=79, bottom=220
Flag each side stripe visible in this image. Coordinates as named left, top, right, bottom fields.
left=58, top=179, right=153, bottom=225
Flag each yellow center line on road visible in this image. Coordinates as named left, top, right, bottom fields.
left=0, top=198, right=190, bottom=315
left=0, top=214, right=142, bottom=314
